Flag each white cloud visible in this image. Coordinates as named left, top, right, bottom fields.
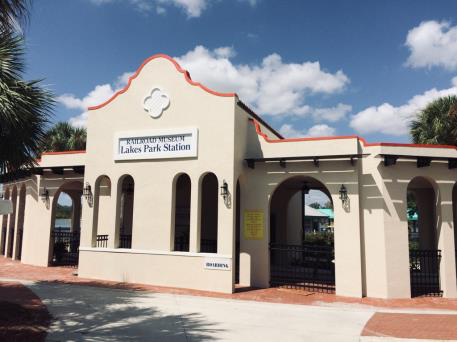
left=175, top=46, right=349, bottom=117
left=157, top=0, right=208, bottom=17
left=306, top=124, right=336, bottom=137
left=311, top=103, right=352, bottom=122
left=405, top=20, right=457, bottom=70
left=350, top=77, right=457, bottom=136
left=279, top=123, right=336, bottom=138
left=59, top=72, right=133, bottom=127
left=89, top=0, right=257, bottom=17
left=61, top=46, right=349, bottom=128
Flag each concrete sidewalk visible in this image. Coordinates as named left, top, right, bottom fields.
left=12, top=279, right=375, bottom=342
left=1, top=257, right=457, bottom=341
left=2, top=278, right=457, bottom=342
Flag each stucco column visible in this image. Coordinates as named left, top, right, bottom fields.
left=189, top=179, right=200, bottom=253
left=239, top=173, right=269, bottom=288
left=110, top=187, right=120, bottom=249
left=437, top=184, right=457, bottom=298
left=218, top=178, right=235, bottom=256
left=333, top=185, right=363, bottom=298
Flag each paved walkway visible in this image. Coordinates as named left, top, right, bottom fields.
left=0, top=281, right=51, bottom=341
left=1, top=257, right=457, bottom=341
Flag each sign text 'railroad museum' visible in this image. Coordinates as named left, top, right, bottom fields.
left=114, top=128, right=198, bottom=160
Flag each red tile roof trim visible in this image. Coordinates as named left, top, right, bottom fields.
left=251, top=119, right=457, bottom=150
left=88, top=54, right=236, bottom=111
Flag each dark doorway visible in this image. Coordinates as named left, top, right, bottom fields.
left=269, top=176, right=335, bottom=293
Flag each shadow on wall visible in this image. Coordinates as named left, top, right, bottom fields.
left=28, top=281, right=222, bottom=341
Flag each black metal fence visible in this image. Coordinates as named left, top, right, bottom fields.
left=270, top=243, right=335, bottom=293
left=51, top=230, right=80, bottom=267
left=410, top=249, right=442, bottom=297
left=173, top=236, right=217, bottom=253
left=96, top=234, right=108, bottom=248
left=119, top=234, right=132, bottom=249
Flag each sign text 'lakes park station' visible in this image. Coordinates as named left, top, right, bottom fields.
left=114, top=128, right=198, bottom=160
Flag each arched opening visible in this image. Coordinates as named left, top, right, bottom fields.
left=407, top=176, right=441, bottom=297
left=200, top=173, right=218, bottom=253
left=270, top=176, right=335, bottom=293
left=92, top=175, right=111, bottom=248
left=116, top=175, right=134, bottom=249
left=235, top=180, right=241, bottom=284
left=14, top=185, right=26, bottom=260
left=7, top=186, right=18, bottom=258
left=453, top=183, right=457, bottom=282
left=173, top=173, right=191, bottom=252
left=1, top=188, right=10, bottom=255
left=50, top=181, right=83, bottom=267
left=54, top=192, right=73, bottom=232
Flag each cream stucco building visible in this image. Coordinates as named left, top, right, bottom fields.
left=1, top=54, right=457, bottom=299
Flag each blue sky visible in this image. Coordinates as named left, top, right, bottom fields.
left=23, top=0, right=457, bottom=143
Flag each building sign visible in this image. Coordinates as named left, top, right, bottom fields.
left=204, top=257, right=231, bottom=271
left=244, top=210, right=264, bottom=240
left=114, top=128, right=198, bottom=161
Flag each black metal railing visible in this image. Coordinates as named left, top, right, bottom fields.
left=174, top=235, right=189, bottom=252
left=1, top=226, right=6, bottom=255
left=119, top=234, right=132, bottom=249
left=51, top=230, right=80, bottom=267
left=173, top=236, right=217, bottom=253
left=96, top=234, right=108, bottom=248
left=201, top=239, right=217, bottom=253
left=410, top=249, right=442, bottom=297
left=270, top=243, right=335, bottom=293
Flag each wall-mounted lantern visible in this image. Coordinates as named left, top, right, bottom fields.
left=40, top=187, right=49, bottom=201
left=83, top=182, right=92, bottom=200
left=339, top=184, right=348, bottom=202
left=220, top=180, right=228, bottom=199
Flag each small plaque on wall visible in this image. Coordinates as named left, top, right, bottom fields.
left=204, top=257, right=231, bottom=271
left=244, top=210, right=264, bottom=240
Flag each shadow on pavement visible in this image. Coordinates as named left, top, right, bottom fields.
left=29, top=280, right=222, bottom=342
left=0, top=282, right=51, bottom=342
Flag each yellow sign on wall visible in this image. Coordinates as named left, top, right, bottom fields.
left=244, top=210, right=264, bottom=240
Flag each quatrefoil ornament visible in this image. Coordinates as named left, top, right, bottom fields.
left=143, top=87, right=170, bottom=118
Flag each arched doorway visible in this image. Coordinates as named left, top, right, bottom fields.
left=14, top=185, right=26, bottom=260
left=200, top=173, right=218, bottom=253
left=116, top=175, right=134, bottom=249
left=7, top=186, right=17, bottom=258
left=269, top=176, right=335, bottom=293
left=92, top=175, right=111, bottom=248
left=173, top=173, right=191, bottom=252
left=50, top=181, right=83, bottom=266
left=407, top=176, right=441, bottom=297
